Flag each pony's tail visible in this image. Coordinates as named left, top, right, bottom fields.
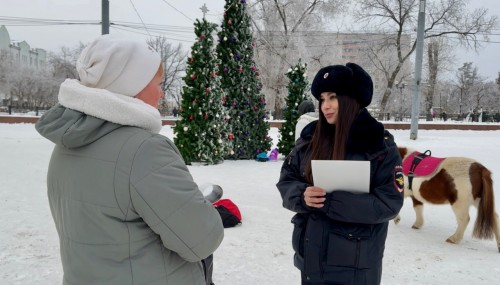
left=473, top=166, right=497, bottom=240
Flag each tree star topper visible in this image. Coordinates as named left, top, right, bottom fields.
left=200, top=4, right=209, bottom=18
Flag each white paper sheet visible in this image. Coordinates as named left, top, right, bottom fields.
left=311, top=160, right=370, bottom=193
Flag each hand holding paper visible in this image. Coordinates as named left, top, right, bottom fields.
left=303, top=186, right=326, bottom=208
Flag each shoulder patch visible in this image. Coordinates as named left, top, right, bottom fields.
left=394, top=165, right=404, bottom=192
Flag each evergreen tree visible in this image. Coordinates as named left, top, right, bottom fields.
left=174, top=18, right=232, bottom=165
left=277, top=60, right=309, bottom=155
left=216, top=0, right=272, bottom=159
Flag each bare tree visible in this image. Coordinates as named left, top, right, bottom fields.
left=481, top=82, right=500, bottom=116
left=147, top=36, right=187, bottom=112
left=0, top=49, right=15, bottom=106
left=48, top=43, right=85, bottom=79
left=471, top=80, right=488, bottom=113
left=454, top=62, right=479, bottom=115
left=424, top=38, right=454, bottom=112
left=7, top=67, right=36, bottom=109
left=248, top=0, right=348, bottom=117
left=27, top=69, right=60, bottom=110
left=1, top=49, right=59, bottom=111
left=355, top=0, right=498, bottom=112
left=426, top=39, right=440, bottom=113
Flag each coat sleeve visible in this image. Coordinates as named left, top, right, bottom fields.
left=129, top=135, right=224, bottom=262
left=295, top=118, right=308, bottom=141
left=319, top=146, right=404, bottom=224
left=276, top=145, right=311, bottom=214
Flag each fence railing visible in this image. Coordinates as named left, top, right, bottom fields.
left=3, top=116, right=500, bottom=130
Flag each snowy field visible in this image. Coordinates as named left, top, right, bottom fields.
left=1, top=123, right=500, bottom=284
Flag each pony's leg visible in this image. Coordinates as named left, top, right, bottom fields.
left=411, top=197, right=424, bottom=229
left=446, top=203, right=470, bottom=244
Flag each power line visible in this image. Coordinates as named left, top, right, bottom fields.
left=2, top=16, right=498, bottom=46
left=158, top=0, right=194, bottom=22
left=0, top=16, right=99, bottom=26
left=2, top=16, right=499, bottom=38
left=129, top=0, right=151, bottom=37
left=111, top=25, right=195, bottom=43
left=0, top=16, right=196, bottom=34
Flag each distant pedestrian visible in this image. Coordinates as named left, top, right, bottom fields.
left=172, top=106, right=178, bottom=117
left=441, top=111, right=447, bottom=122
left=295, top=100, right=318, bottom=141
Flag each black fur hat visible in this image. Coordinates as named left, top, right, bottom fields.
left=310, top=62, right=373, bottom=108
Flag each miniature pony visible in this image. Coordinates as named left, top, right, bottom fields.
left=394, top=146, right=500, bottom=252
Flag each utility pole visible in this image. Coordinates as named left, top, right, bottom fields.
left=102, top=0, right=110, bottom=35
left=410, top=0, right=426, bottom=140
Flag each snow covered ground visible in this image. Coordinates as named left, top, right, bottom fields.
left=1, top=123, right=500, bottom=284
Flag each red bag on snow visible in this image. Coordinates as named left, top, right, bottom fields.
left=213, top=199, right=241, bottom=228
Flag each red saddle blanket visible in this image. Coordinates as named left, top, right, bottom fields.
left=402, top=151, right=445, bottom=177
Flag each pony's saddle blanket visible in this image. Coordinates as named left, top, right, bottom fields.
left=402, top=151, right=445, bottom=177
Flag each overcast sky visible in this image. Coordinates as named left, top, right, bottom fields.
left=1, top=0, right=499, bottom=80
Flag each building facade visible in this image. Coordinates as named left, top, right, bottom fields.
left=0, top=25, right=47, bottom=70
left=0, top=25, right=49, bottom=109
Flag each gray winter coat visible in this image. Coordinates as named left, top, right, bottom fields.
left=36, top=105, right=224, bottom=285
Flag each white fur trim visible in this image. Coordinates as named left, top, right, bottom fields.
left=58, top=79, right=162, bottom=133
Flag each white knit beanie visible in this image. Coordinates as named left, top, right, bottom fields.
left=76, top=34, right=161, bottom=97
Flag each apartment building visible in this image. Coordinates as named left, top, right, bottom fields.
left=0, top=25, right=47, bottom=70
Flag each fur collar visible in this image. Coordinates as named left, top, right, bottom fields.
left=58, top=79, right=162, bottom=133
left=346, top=108, right=385, bottom=153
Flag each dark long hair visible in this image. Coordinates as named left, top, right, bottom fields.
left=304, top=95, right=360, bottom=183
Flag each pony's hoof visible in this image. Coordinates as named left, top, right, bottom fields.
left=446, top=238, right=457, bottom=244
left=411, top=225, right=420, bottom=229
left=498, top=247, right=500, bottom=253
left=393, top=217, right=401, bottom=224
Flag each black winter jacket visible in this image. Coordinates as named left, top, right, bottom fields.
left=276, top=109, right=404, bottom=285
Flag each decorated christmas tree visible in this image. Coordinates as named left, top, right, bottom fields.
left=174, top=18, right=232, bottom=165
left=216, top=0, right=272, bottom=159
left=277, top=60, right=309, bottom=155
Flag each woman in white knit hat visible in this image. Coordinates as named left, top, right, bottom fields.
left=36, top=34, right=223, bottom=285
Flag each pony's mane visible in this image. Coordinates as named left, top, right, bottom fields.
left=398, top=146, right=411, bottom=160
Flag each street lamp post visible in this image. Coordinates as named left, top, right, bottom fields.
left=8, top=93, right=13, bottom=115
left=397, top=82, right=406, bottom=121
left=459, top=87, right=463, bottom=115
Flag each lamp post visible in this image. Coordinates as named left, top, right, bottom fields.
left=459, top=87, right=463, bottom=115
left=8, top=94, right=12, bottom=115
left=397, top=82, right=406, bottom=121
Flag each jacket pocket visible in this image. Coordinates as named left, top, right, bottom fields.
left=291, top=213, right=307, bottom=256
left=326, top=224, right=373, bottom=269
